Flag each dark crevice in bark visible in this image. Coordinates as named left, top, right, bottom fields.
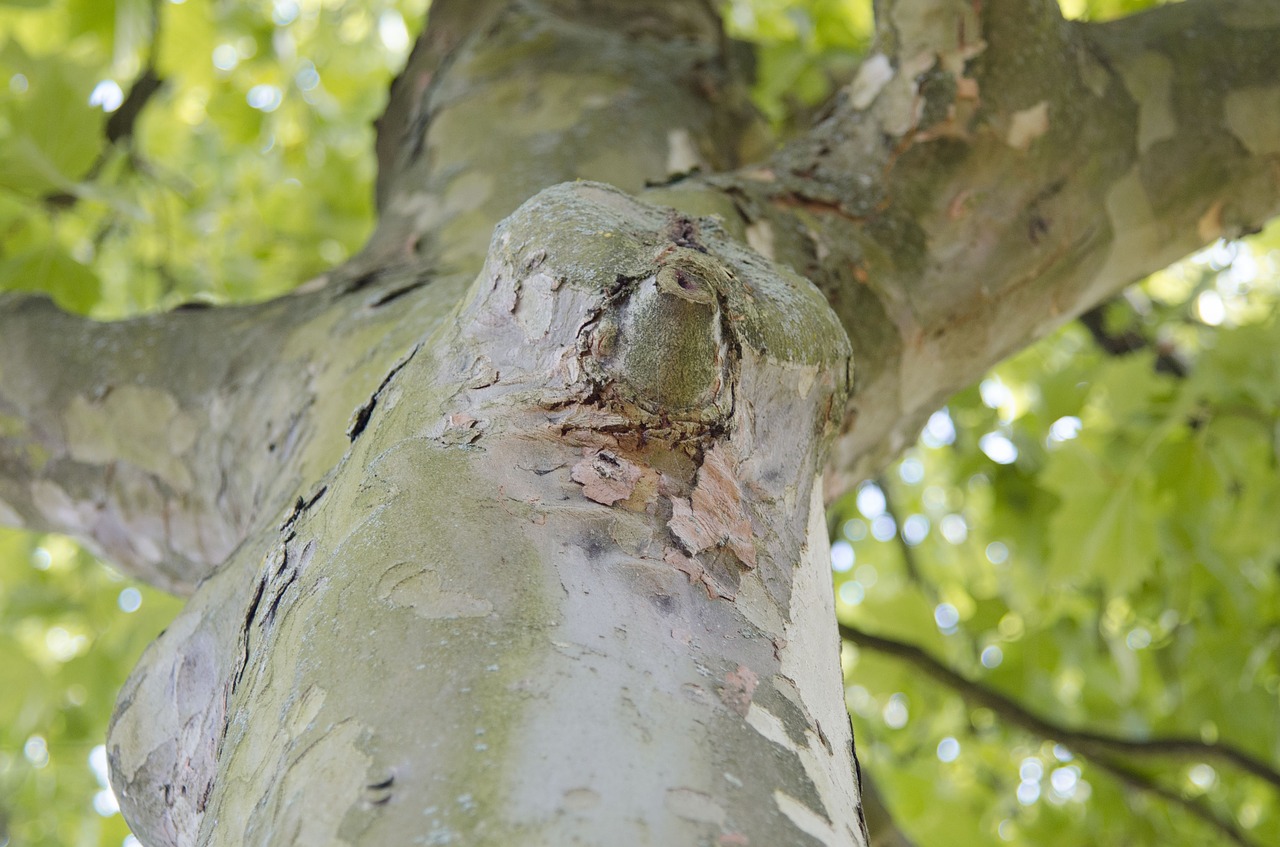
left=367, top=277, right=433, bottom=308
left=279, top=485, right=329, bottom=533
left=346, top=342, right=423, bottom=441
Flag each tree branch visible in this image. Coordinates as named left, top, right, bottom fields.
left=43, top=0, right=166, bottom=210
left=1078, top=297, right=1189, bottom=377
left=104, top=66, right=164, bottom=146
left=1088, top=755, right=1258, bottom=847
left=860, top=773, right=920, bottom=847
left=650, top=0, right=1280, bottom=492
left=839, top=622, right=1280, bottom=792
left=0, top=266, right=460, bottom=592
left=0, top=0, right=772, bottom=589
left=876, top=475, right=927, bottom=587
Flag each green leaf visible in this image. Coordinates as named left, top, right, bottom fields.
left=0, top=43, right=104, bottom=194
left=0, top=245, right=102, bottom=313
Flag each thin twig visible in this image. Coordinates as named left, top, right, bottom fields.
left=43, top=0, right=165, bottom=210
left=874, top=475, right=925, bottom=588
left=839, top=622, right=1280, bottom=791
left=1089, top=755, right=1257, bottom=847
left=1078, top=299, right=1188, bottom=377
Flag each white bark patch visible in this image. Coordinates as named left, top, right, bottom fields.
left=794, top=364, right=819, bottom=398
left=571, top=449, right=644, bottom=506
left=376, top=562, right=493, bottom=619
left=890, top=1, right=981, bottom=72
left=774, top=790, right=857, bottom=847
left=745, top=703, right=789, bottom=747
left=31, top=479, right=119, bottom=549
left=1224, top=87, right=1280, bottom=155
left=848, top=54, right=893, bottom=109
left=878, top=54, right=931, bottom=138
left=1004, top=101, right=1050, bottom=151
left=286, top=685, right=326, bottom=735
left=745, top=220, right=775, bottom=261
left=1118, top=52, right=1176, bottom=154
left=752, top=480, right=866, bottom=847
left=666, top=128, right=703, bottom=174
left=665, top=787, right=727, bottom=827
left=274, top=720, right=367, bottom=846
left=732, top=570, right=787, bottom=638
left=1198, top=199, right=1226, bottom=242
left=667, top=444, right=756, bottom=567
left=1091, top=166, right=1160, bottom=300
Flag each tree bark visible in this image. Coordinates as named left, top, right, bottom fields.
left=0, top=0, right=1278, bottom=844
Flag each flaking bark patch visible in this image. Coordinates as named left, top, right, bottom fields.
left=667, top=444, right=756, bottom=567
left=571, top=449, right=644, bottom=506
left=664, top=546, right=735, bottom=600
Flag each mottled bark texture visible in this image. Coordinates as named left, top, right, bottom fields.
left=0, top=0, right=1278, bottom=844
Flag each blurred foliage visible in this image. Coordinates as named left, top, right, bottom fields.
left=835, top=222, right=1280, bottom=846
left=0, top=0, right=426, bottom=317
left=0, top=531, right=182, bottom=847
left=0, top=1, right=1276, bottom=846
left=722, top=0, right=872, bottom=130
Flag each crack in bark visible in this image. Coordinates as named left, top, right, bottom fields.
left=279, top=485, right=329, bottom=533
left=367, top=277, right=432, bottom=308
left=231, top=575, right=268, bottom=694
left=346, top=342, right=423, bottom=441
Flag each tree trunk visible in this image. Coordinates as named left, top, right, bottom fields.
left=1, top=0, right=1278, bottom=845
left=108, top=180, right=866, bottom=846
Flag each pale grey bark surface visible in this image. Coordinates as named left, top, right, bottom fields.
left=111, top=183, right=863, bottom=846
left=1, top=0, right=1279, bottom=844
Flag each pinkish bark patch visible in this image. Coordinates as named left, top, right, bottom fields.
left=571, top=449, right=643, bottom=506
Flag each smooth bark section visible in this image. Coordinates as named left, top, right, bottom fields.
left=0, top=293, right=306, bottom=590
left=109, top=183, right=866, bottom=846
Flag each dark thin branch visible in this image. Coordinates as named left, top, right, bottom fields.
left=43, top=0, right=165, bottom=210
left=860, top=773, right=919, bottom=847
left=875, top=475, right=926, bottom=588
left=1078, top=299, right=1189, bottom=378
left=1089, top=756, right=1257, bottom=847
left=105, top=67, right=164, bottom=145
left=838, top=623, right=1280, bottom=792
